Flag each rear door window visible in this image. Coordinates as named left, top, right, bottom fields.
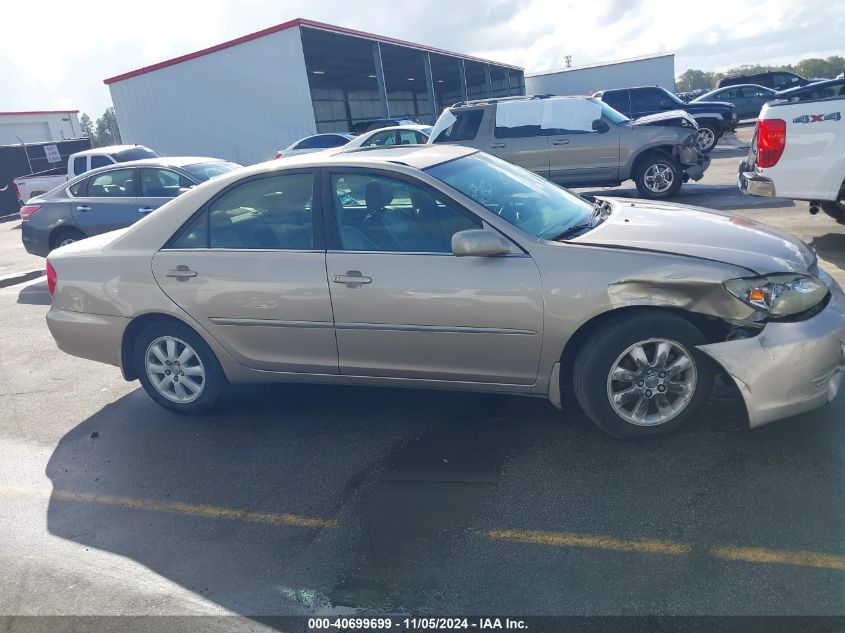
left=90, top=155, right=113, bottom=169
left=87, top=168, right=136, bottom=197
left=72, top=156, right=87, bottom=177
left=601, top=91, right=630, bottom=115
left=432, top=109, right=484, bottom=143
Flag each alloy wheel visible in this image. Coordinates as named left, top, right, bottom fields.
left=696, top=127, right=716, bottom=151
left=643, top=163, right=675, bottom=194
left=606, top=338, right=698, bottom=426
left=145, top=336, right=206, bottom=404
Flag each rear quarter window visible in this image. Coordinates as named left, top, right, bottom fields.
left=432, top=109, right=484, bottom=143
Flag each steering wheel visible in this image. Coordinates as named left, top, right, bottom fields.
left=495, top=194, right=533, bottom=226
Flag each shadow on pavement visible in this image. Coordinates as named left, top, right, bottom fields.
left=43, top=374, right=845, bottom=617
left=17, top=279, right=50, bottom=305
left=810, top=233, right=845, bottom=271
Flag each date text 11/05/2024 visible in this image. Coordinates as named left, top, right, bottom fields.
left=308, top=617, right=528, bottom=630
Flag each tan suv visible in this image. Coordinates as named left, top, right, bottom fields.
left=429, top=95, right=709, bottom=199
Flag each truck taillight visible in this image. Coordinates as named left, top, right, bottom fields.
left=757, top=119, right=786, bottom=168
left=46, top=259, right=57, bottom=297
left=19, top=205, right=41, bottom=220
left=13, top=183, right=21, bottom=199
left=275, top=151, right=284, bottom=159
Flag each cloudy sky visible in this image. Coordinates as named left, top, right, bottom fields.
left=1, top=0, right=842, bottom=117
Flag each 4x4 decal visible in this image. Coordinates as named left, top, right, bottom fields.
left=792, top=112, right=841, bottom=124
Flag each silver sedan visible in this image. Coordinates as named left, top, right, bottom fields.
left=44, top=145, right=845, bottom=438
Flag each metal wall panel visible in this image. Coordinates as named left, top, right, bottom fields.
left=526, top=55, right=675, bottom=97
left=108, top=27, right=316, bottom=165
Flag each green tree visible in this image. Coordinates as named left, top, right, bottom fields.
left=94, top=107, right=121, bottom=146
left=676, top=69, right=710, bottom=91
left=79, top=113, right=94, bottom=141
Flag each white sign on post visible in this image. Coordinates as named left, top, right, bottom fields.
left=44, top=144, right=61, bottom=163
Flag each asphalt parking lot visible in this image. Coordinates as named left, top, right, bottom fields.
left=1, top=127, right=844, bottom=624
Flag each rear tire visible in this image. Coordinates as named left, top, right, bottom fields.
left=820, top=201, right=845, bottom=224
left=572, top=312, right=715, bottom=439
left=633, top=154, right=683, bottom=199
left=133, top=320, right=225, bottom=414
left=50, top=227, right=86, bottom=251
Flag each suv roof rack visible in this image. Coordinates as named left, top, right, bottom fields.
left=448, top=94, right=558, bottom=108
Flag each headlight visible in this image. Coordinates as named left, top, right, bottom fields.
left=724, top=274, right=828, bottom=317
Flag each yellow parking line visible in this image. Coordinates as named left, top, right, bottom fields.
left=0, top=484, right=336, bottom=528
left=486, top=529, right=692, bottom=555
left=712, top=545, right=845, bottom=570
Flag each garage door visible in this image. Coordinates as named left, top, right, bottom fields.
left=0, top=122, right=52, bottom=145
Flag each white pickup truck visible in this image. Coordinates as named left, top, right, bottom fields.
left=739, top=95, right=845, bottom=223
left=14, top=144, right=158, bottom=204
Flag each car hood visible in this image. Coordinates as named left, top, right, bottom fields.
left=628, top=110, right=698, bottom=128
left=571, top=199, right=817, bottom=275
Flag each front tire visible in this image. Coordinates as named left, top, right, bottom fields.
left=572, top=312, right=715, bottom=438
left=133, top=320, right=225, bottom=413
left=695, top=124, right=720, bottom=153
left=634, top=154, right=683, bottom=199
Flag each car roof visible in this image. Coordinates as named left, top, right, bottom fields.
left=116, top=156, right=228, bottom=168
left=266, top=144, right=475, bottom=171
left=361, top=124, right=431, bottom=134
left=777, top=78, right=845, bottom=95
left=71, top=144, right=150, bottom=157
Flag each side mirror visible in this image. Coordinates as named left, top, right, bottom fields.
left=592, top=119, right=610, bottom=133
left=451, top=229, right=512, bottom=257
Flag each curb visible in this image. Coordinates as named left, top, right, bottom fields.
left=0, top=269, right=43, bottom=289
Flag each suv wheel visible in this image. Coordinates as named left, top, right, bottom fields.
left=572, top=312, right=715, bottom=438
left=820, top=201, right=845, bottom=224
left=695, top=124, right=720, bottom=152
left=633, top=154, right=683, bottom=199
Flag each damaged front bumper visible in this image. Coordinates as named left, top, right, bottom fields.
left=697, top=271, right=845, bottom=428
left=680, top=149, right=711, bottom=182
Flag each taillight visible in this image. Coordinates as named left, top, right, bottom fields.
left=275, top=151, right=284, bottom=159
left=19, top=205, right=41, bottom=220
left=46, top=259, right=57, bottom=297
left=756, top=119, right=786, bottom=168
left=14, top=183, right=21, bottom=199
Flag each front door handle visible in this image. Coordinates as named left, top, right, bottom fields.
left=138, top=206, right=154, bottom=214
left=490, top=143, right=506, bottom=149
left=76, top=205, right=91, bottom=212
left=165, top=265, right=197, bottom=281
left=332, top=270, right=372, bottom=288
left=552, top=139, right=570, bottom=145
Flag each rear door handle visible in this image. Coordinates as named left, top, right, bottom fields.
left=552, top=139, right=570, bottom=145
left=165, top=265, right=197, bottom=280
left=138, top=207, right=154, bottom=214
left=332, top=270, right=372, bottom=288
left=490, top=143, right=506, bottom=149
left=76, top=205, right=91, bottom=212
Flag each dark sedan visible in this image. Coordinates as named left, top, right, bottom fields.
left=20, top=157, right=241, bottom=256
left=693, top=84, right=777, bottom=120
left=776, top=78, right=845, bottom=102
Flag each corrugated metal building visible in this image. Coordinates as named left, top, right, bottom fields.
left=105, top=19, right=525, bottom=165
left=0, top=110, right=81, bottom=145
left=526, top=53, right=675, bottom=97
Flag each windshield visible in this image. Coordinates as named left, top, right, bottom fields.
left=592, top=98, right=630, bottom=124
left=425, top=152, right=594, bottom=240
left=182, top=161, right=242, bottom=181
